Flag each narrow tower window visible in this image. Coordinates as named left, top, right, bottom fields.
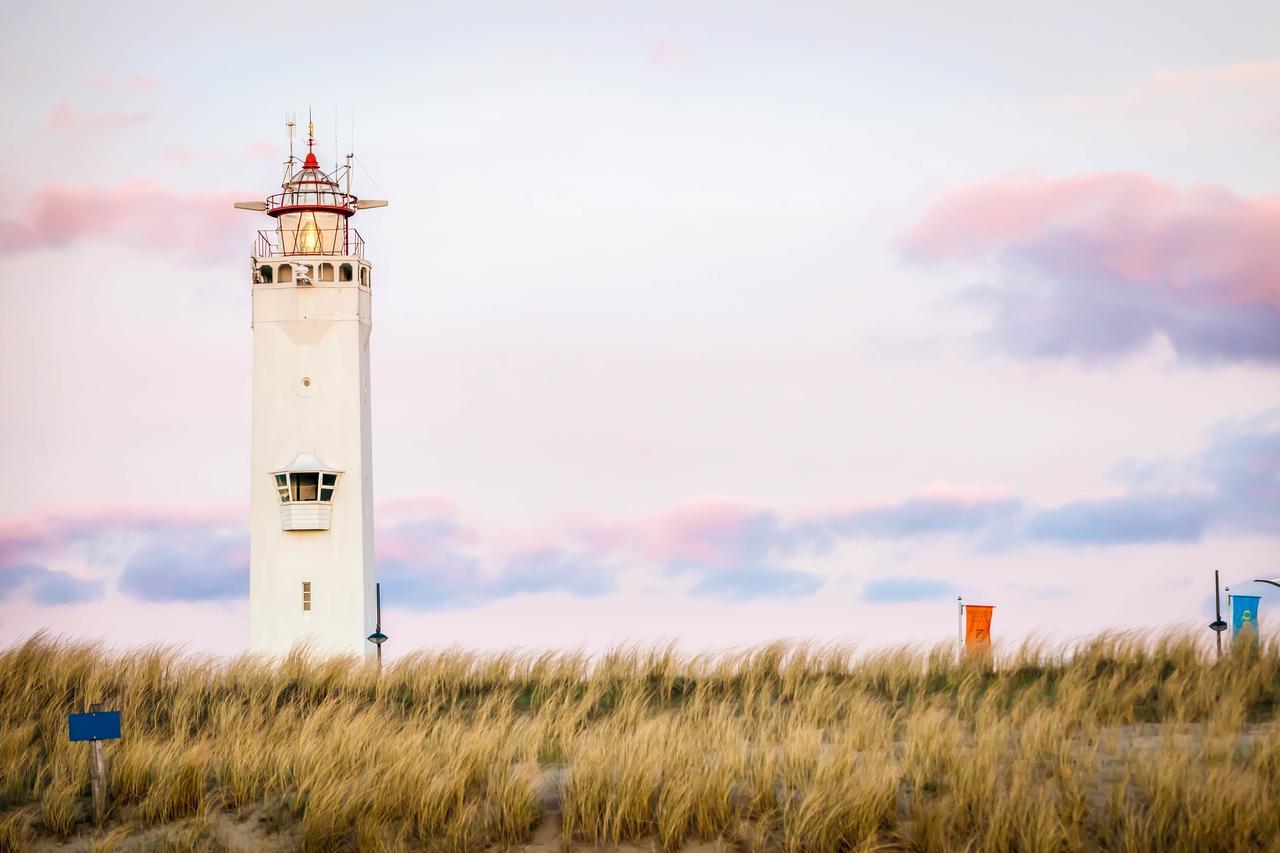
left=302, top=581, right=312, bottom=612
left=278, top=264, right=293, bottom=283
left=258, top=265, right=273, bottom=283
left=339, top=263, right=353, bottom=282
left=319, top=263, right=334, bottom=282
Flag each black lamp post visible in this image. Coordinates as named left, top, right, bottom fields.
left=1209, top=570, right=1228, bottom=659
left=366, top=582, right=388, bottom=671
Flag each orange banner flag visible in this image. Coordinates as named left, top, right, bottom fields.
left=965, top=605, right=994, bottom=648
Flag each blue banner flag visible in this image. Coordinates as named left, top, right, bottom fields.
left=68, top=711, right=121, bottom=742
left=1232, top=595, right=1261, bottom=640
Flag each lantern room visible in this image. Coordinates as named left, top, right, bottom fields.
left=273, top=452, right=341, bottom=531
left=269, top=146, right=354, bottom=255
left=234, top=116, right=387, bottom=260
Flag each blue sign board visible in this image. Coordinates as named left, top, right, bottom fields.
left=68, top=711, right=121, bottom=742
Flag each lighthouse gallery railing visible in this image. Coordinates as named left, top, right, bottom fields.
left=254, top=229, right=365, bottom=259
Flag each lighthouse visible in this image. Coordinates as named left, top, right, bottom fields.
left=234, top=117, right=387, bottom=657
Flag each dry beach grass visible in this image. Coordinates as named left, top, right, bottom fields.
left=0, top=631, right=1278, bottom=851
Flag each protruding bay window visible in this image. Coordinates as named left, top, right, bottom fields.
left=272, top=453, right=341, bottom=531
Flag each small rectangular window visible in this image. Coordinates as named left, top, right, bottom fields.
left=302, top=581, right=312, bottom=612
left=321, top=473, right=337, bottom=487
left=319, top=487, right=334, bottom=502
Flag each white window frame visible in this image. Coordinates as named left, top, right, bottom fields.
left=273, top=471, right=340, bottom=505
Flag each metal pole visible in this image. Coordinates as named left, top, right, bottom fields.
left=1214, top=571, right=1223, bottom=660
left=88, top=703, right=106, bottom=825
left=957, top=596, right=964, bottom=655
left=1226, top=586, right=1232, bottom=649
left=366, top=583, right=388, bottom=670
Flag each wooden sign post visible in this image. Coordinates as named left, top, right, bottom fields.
left=68, top=704, right=121, bottom=824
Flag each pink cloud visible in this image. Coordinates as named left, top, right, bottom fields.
left=912, top=481, right=1016, bottom=505
left=641, top=498, right=771, bottom=567
left=46, top=100, right=154, bottom=131
left=901, top=173, right=1280, bottom=361
left=903, top=173, right=1280, bottom=305
left=568, top=497, right=775, bottom=570
left=1058, top=61, right=1280, bottom=141
left=5, top=412, right=1275, bottom=611
left=0, top=181, right=250, bottom=260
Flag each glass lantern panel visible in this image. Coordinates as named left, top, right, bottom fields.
left=319, top=487, right=334, bottom=502
left=277, top=211, right=343, bottom=255
left=275, top=474, right=287, bottom=488
left=316, top=211, right=342, bottom=253
left=291, top=472, right=319, bottom=501
left=277, top=212, right=300, bottom=253
left=321, top=473, right=337, bottom=487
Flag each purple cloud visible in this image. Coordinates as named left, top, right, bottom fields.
left=1023, top=412, right=1278, bottom=546
left=118, top=531, right=247, bottom=602
left=1200, top=414, right=1280, bottom=534
left=901, top=173, right=1280, bottom=363
left=691, top=566, right=822, bottom=599
left=825, top=497, right=1026, bottom=541
left=380, top=549, right=614, bottom=611
left=1, top=414, right=1275, bottom=608
left=1026, top=493, right=1216, bottom=546
left=0, top=506, right=244, bottom=605
left=862, top=576, right=960, bottom=603
left=0, top=563, right=105, bottom=605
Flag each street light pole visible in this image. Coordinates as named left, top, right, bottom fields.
left=366, top=582, right=388, bottom=672
left=1209, top=570, right=1227, bottom=660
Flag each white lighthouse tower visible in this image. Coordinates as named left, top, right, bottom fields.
left=235, top=117, right=387, bottom=657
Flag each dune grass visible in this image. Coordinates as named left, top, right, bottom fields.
left=0, top=631, right=1277, bottom=851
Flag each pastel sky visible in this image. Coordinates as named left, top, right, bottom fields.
left=2, top=0, right=1278, bottom=656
